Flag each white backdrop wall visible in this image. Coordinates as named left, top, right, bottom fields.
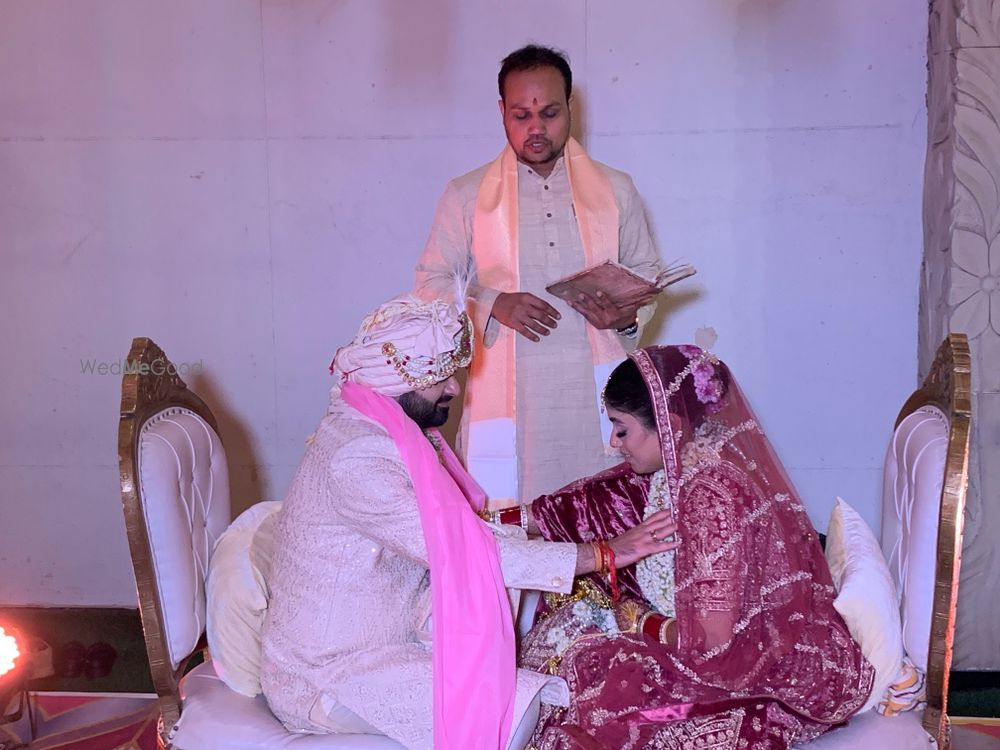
left=0, top=1, right=927, bottom=606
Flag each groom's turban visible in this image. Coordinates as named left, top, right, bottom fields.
left=330, top=295, right=473, bottom=397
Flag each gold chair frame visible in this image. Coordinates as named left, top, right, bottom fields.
left=117, top=337, right=219, bottom=744
left=894, top=333, right=971, bottom=749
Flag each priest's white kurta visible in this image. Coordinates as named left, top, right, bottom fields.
left=416, top=156, right=661, bottom=501
left=260, top=397, right=574, bottom=750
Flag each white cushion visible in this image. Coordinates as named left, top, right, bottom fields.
left=177, top=661, right=404, bottom=749
left=825, top=498, right=904, bottom=713
left=879, top=406, right=948, bottom=670
left=791, top=708, right=933, bottom=749
left=138, top=408, right=232, bottom=672
left=206, top=501, right=282, bottom=697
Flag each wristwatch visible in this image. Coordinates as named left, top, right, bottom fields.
left=616, top=319, right=639, bottom=339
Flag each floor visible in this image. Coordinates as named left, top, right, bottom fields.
left=0, top=605, right=998, bottom=750
left=0, top=608, right=152, bottom=695
left=953, top=721, right=1000, bottom=749
left=1, top=693, right=157, bottom=750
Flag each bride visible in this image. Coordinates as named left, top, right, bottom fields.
left=517, top=344, right=873, bottom=750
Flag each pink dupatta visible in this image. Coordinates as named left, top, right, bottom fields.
left=340, top=382, right=516, bottom=749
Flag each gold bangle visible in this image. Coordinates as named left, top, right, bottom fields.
left=659, top=617, right=676, bottom=644
left=637, top=612, right=653, bottom=635
left=590, top=541, right=605, bottom=575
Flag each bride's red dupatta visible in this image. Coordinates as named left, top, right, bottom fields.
left=527, top=346, right=873, bottom=750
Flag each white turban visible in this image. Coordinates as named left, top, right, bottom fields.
left=330, top=295, right=473, bottom=397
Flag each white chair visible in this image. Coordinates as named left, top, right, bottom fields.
left=881, top=332, right=971, bottom=749
left=795, top=334, right=972, bottom=750
left=117, top=337, right=402, bottom=750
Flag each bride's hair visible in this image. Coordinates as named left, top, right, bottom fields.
left=604, top=347, right=731, bottom=431
left=603, top=358, right=656, bottom=428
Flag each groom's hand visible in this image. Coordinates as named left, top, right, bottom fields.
left=608, top=510, right=679, bottom=568
left=492, top=292, right=560, bottom=342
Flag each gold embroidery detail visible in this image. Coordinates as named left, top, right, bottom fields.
left=380, top=312, right=473, bottom=390
left=543, top=576, right=613, bottom=611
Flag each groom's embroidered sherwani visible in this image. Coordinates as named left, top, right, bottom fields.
left=261, top=399, right=574, bottom=750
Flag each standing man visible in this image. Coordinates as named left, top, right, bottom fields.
left=415, top=44, right=662, bottom=503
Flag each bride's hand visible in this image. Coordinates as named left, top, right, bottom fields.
left=607, top=510, right=679, bottom=568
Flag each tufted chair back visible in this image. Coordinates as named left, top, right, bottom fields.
left=118, top=338, right=230, bottom=741
left=138, top=407, right=231, bottom=670
left=879, top=334, right=972, bottom=749
left=880, top=405, right=948, bottom=671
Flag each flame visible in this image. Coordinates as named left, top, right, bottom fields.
left=0, top=626, right=20, bottom=678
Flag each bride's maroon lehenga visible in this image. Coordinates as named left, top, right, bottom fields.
left=523, top=346, right=873, bottom=750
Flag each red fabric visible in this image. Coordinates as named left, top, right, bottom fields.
left=956, top=719, right=1000, bottom=739
left=0, top=694, right=157, bottom=750
left=534, top=462, right=651, bottom=601
left=498, top=507, right=522, bottom=525
left=525, top=345, right=874, bottom=749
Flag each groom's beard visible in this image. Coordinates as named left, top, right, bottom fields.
left=398, top=391, right=454, bottom=429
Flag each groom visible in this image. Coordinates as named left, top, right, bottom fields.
left=260, top=295, right=586, bottom=750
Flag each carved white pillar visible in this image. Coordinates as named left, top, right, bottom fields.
left=923, top=0, right=1000, bottom=669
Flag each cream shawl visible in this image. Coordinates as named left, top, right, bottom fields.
left=465, top=138, right=625, bottom=503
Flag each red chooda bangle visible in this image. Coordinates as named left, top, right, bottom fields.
left=602, top=542, right=620, bottom=602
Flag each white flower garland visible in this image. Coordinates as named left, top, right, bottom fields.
left=544, top=598, right=619, bottom=657
left=635, top=469, right=677, bottom=616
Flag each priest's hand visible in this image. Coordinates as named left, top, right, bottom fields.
left=568, top=290, right=653, bottom=331
left=492, top=292, right=560, bottom=342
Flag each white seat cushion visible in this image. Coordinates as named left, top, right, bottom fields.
left=792, top=709, right=934, bottom=749
left=178, top=660, right=936, bottom=750
left=176, top=661, right=405, bottom=749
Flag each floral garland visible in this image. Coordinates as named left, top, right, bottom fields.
left=544, top=596, right=619, bottom=659
left=635, top=469, right=677, bottom=617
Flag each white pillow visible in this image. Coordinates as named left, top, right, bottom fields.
left=825, top=497, right=904, bottom=713
left=205, top=501, right=282, bottom=697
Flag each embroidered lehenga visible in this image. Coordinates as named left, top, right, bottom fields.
left=521, top=345, right=873, bottom=749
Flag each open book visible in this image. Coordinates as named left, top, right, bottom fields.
left=545, top=260, right=696, bottom=308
